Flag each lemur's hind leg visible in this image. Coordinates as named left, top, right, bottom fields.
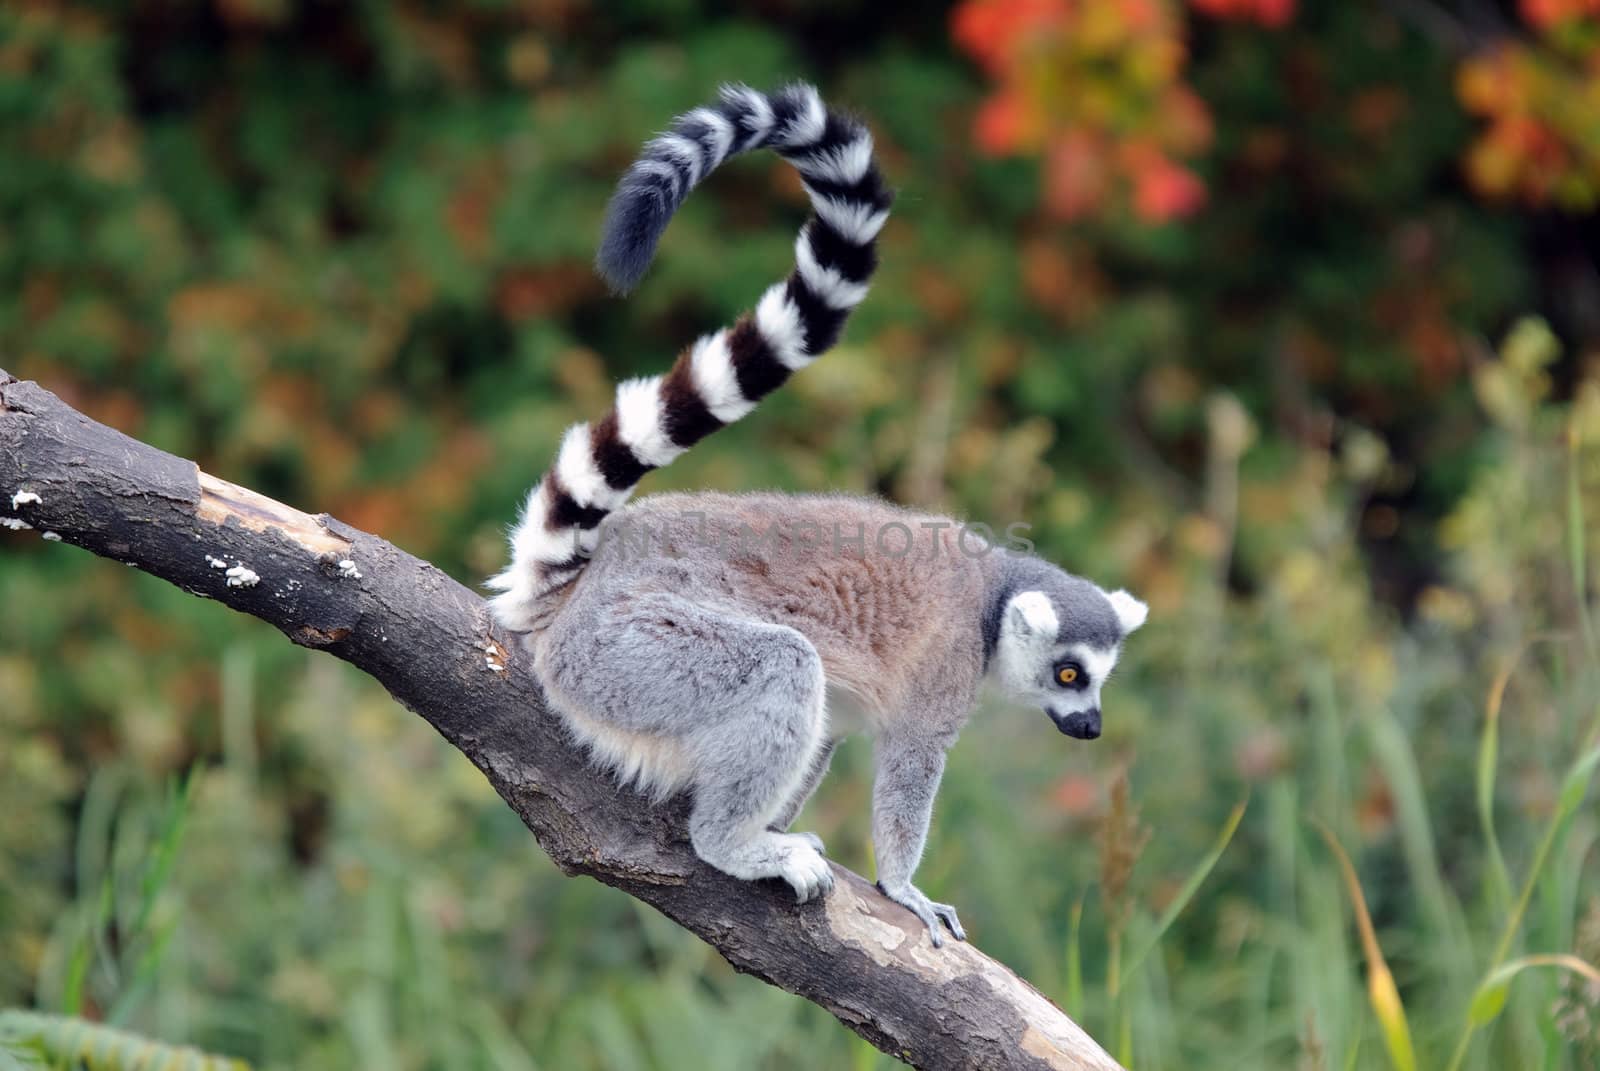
left=769, top=740, right=836, bottom=855
left=540, top=592, right=833, bottom=902
left=680, top=618, right=833, bottom=903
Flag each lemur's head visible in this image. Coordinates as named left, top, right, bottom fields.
left=990, top=564, right=1146, bottom=741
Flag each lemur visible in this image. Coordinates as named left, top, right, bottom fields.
left=488, top=84, right=1146, bottom=946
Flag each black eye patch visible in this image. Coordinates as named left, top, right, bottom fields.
left=1054, top=662, right=1087, bottom=689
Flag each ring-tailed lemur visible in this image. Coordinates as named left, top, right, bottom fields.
left=488, top=84, right=1146, bottom=945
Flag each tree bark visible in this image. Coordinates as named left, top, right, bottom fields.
left=0, top=368, right=1124, bottom=1071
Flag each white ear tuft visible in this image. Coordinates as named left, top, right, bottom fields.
left=1107, top=589, right=1148, bottom=634
left=1007, top=591, right=1059, bottom=639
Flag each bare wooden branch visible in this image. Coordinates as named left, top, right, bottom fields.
left=0, top=368, right=1123, bottom=1071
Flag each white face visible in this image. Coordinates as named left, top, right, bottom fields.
left=992, top=589, right=1145, bottom=740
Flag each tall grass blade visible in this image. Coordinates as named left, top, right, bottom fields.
left=60, top=935, right=90, bottom=1019
left=1567, top=424, right=1597, bottom=664
left=1341, top=1036, right=1362, bottom=1071
left=1365, top=710, right=1462, bottom=946
left=1066, top=895, right=1084, bottom=1020
left=131, top=769, right=197, bottom=940
left=1445, top=741, right=1600, bottom=1071
left=1314, top=820, right=1417, bottom=1071
left=1466, top=954, right=1600, bottom=1028
left=1556, top=743, right=1600, bottom=815
left=1122, top=798, right=1247, bottom=981
left=1477, top=649, right=1527, bottom=912
left=106, top=920, right=176, bottom=1026
left=470, top=1000, right=541, bottom=1071
left=1490, top=742, right=1600, bottom=970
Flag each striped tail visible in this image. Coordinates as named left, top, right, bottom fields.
left=488, top=83, right=893, bottom=630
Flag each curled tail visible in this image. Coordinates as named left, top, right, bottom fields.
left=488, top=83, right=893, bottom=630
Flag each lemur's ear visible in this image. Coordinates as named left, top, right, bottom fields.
left=1007, top=591, right=1059, bottom=639
left=1106, top=589, right=1148, bottom=634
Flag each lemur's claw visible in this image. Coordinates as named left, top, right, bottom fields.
left=795, top=864, right=835, bottom=903
left=877, top=881, right=963, bottom=947
left=931, top=901, right=966, bottom=942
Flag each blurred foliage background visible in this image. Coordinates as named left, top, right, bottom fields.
left=3, top=1, right=1600, bottom=1068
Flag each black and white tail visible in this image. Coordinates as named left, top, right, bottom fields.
left=488, top=83, right=893, bottom=630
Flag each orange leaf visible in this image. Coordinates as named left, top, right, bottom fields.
left=1519, top=0, right=1600, bottom=28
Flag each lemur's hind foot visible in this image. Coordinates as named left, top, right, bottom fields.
left=694, top=829, right=834, bottom=903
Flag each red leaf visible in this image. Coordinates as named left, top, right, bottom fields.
left=1133, top=155, right=1207, bottom=221
left=951, top=0, right=1069, bottom=72
left=1044, top=132, right=1111, bottom=220
left=975, top=91, right=1029, bottom=154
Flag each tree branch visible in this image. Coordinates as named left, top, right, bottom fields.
left=0, top=368, right=1123, bottom=1071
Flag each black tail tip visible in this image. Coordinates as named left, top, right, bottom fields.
left=595, top=182, right=678, bottom=295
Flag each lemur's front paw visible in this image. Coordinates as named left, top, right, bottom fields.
left=776, top=834, right=834, bottom=903
left=876, top=881, right=966, bottom=947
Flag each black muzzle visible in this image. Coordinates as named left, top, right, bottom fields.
left=1052, top=708, right=1102, bottom=740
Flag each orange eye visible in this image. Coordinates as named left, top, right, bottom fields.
left=1057, top=666, right=1078, bottom=686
